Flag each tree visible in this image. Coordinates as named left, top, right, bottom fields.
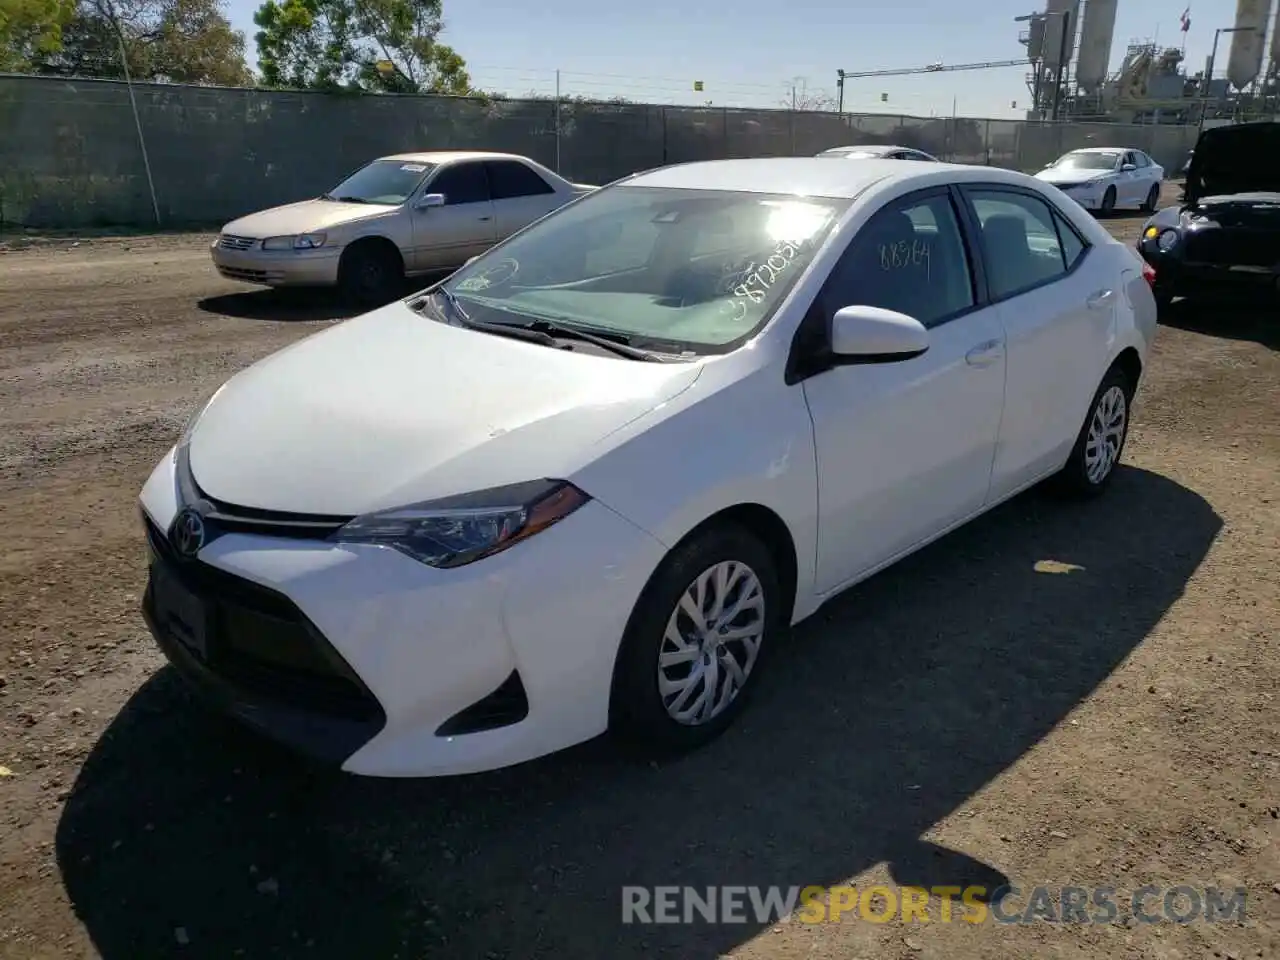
left=21, top=0, right=251, bottom=84
left=0, top=0, right=75, bottom=70
left=253, top=0, right=470, bottom=94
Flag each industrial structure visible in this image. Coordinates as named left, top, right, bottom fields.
left=1017, top=0, right=1280, bottom=123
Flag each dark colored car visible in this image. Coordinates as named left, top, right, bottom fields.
left=1136, top=121, right=1280, bottom=310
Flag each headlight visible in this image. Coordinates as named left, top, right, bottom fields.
left=1156, top=229, right=1179, bottom=253
left=332, top=479, right=590, bottom=568
left=261, top=233, right=326, bottom=251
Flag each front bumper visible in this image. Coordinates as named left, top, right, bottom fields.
left=138, top=448, right=669, bottom=777
left=1136, top=238, right=1280, bottom=298
left=210, top=238, right=342, bottom=287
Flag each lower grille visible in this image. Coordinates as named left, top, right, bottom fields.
left=436, top=671, right=529, bottom=736
left=218, top=234, right=257, bottom=251
left=217, top=266, right=271, bottom=282
left=144, top=516, right=382, bottom=723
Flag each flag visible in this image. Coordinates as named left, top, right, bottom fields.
left=1180, top=6, right=1190, bottom=32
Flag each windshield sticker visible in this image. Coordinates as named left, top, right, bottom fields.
left=400, top=163, right=428, bottom=172
left=456, top=258, right=518, bottom=292
left=879, top=239, right=932, bottom=280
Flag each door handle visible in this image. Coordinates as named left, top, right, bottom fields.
left=965, top=339, right=1003, bottom=367
left=477, top=216, right=492, bottom=221
left=1086, top=289, right=1113, bottom=309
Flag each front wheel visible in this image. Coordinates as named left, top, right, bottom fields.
left=1050, top=365, right=1134, bottom=498
left=609, top=524, right=783, bottom=755
left=338, top=242, right=403, bottom=307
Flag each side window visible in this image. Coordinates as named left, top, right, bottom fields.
left=967, top=190, right=1068, bottom=299
left=1123, top=151, right=1136, bottom=168
left=430, top=163, right=490, bottom=205
left=820, top=193, right=975, bottom=328
left=486, top=160, right=555, bottom=199
left=1052, top=209, right=1087, bottom=269
left=1134, top=152, right=1150, bottom=168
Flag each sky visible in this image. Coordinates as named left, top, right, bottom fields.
left=221, top=0, right=1255, bottom=119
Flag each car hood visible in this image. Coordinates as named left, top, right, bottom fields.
left=1036, top=168, right=1110, bottom=185
left=220, top=198, right=399, bottom=238
left=186, top=302, right=704, bottom=515
left=1185, top=122, right=1280, bottom=203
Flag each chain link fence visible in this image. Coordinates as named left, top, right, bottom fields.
left=0, top=74, right=1202, bottom=230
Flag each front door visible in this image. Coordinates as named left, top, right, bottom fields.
left=803, top=188, right=1007, bottom=595
left=411, top=161, right=497, bottom=272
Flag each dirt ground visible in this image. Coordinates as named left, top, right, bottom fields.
left=0, top=195, right=1277, bottom=960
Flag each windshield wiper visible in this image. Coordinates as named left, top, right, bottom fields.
left=333, top=195, right=373, bottom=204
left=518, top=318, right=665, bottom=362
left=420, top=291, right=665, bottom=361
left=419, top=289, right=556, bottom=346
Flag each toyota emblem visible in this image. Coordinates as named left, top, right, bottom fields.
left=170, top=507, right=206, bottom=558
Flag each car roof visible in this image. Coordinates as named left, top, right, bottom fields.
left=623, top=157, right=1034, bottom=199
left=377, top=150, right=541, bottom=165
left=824, top=144, right=909, bottom=154
left=1066, top=147, right=1130, bottom=154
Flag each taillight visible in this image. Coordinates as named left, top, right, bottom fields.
left=1142, top=262, right=1156, bottom=286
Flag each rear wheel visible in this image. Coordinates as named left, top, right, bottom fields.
left=338, top=241, right=403, bottom=306
left=1050, top=365, right=1135, bottom=498
left=1142, top=183, right=1160, bottom=213
left=1100, top=186, right=1117, bottom=215
left=610, top=523, right=782, bottom=755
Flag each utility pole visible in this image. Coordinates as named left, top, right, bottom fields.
left=554, top=69, right=561, bottom=174
left=101, top=0, right=160, bottom=225
left=836, top=70, right=845, bottom=114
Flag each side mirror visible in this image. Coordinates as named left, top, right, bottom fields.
left=830, top=305, right=929, bottom=362
left=1121, top=163, right=1137, bottom=172
left=415, top=193, right=445, bottom=210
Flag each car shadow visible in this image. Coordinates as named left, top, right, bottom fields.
left=56, top=466, right=1221, bottom=960
left=196, top=287, right=367, bottom=323
left=197, top=272, right=454, bottom=323
left=1159, top=296, right=1280, bottom=350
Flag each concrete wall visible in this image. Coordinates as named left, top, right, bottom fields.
left=0, top=74, right=1201, bottom=229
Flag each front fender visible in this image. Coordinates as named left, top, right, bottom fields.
left=572, top=365, right=822, bottom=624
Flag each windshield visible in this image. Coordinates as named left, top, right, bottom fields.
left=325, top=159, right=437, bottom=204
left=437, top=185, right=849, bottom=354
left=1051, top=152, right=1120, bottom=171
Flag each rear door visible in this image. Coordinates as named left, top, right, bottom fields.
left=958, top=185, right=1113, bottom=500
left=486, top=160, right=563, bottom=239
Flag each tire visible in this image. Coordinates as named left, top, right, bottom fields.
left=1100, top=186, right=1116, bottom=215
left=1050, top=364, right=1135, bottom=498
left=1142, top=183, right=1160, bottom=213
left=609, top=523, right=783, bottom=755
left=338, top=241, right=403, bottom=307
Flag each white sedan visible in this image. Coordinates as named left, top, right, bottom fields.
left=1035, top=147, right=1165, bottom=214
left=140, top=157, right=1157, bottom=777
left=211, top=151, right=594, bottom=303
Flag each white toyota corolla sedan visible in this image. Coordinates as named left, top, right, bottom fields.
left=139, top=157, right=1158, bottom=777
